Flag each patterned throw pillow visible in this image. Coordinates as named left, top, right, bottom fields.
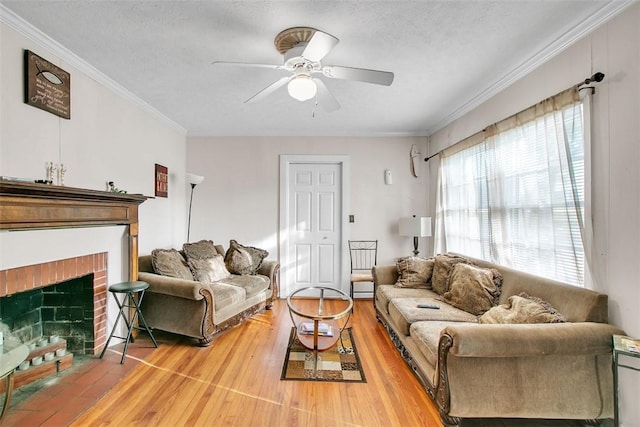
left=431, top=253, right=473, bottom=295
left=479, top=292, right=566, bottom=324
left=224, top=240, right=269, bottom=275
left=441, top=263, right=503, bottom=315
left=183, top=239, right=218, bottom=260
left=188, top=255, right=231, bottom=283
left=395, top=257, right=434, bottom=289
left=151, top=248, right=193, bottom=280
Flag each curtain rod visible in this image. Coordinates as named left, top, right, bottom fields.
left=424, top=71, right=605, bottom=162
left=576, top=72, right=605, bottom=94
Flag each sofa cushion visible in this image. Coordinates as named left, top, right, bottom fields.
left=187, top=255, right=231, bottom=283
left=376, top=285, right=438, bottom=314
left=431, top=253, right=473, bottom=295
left=409, top=321, right=454, bottom=367
left=441, top=263, right=502, bottom=315
left=479, top=292, right=566, bottom=324
left=208, top=282, right=247, bottom=311
left=219, top=274, right=270, bottom=299
left=225, top=240, right=269, bottom=275
left=395, top=257, right=434, bottom=289
left=389, top=297, right=477, bottom=335
left=183, top=239, right=218, bottom=260
left=151, top=249, right=193, bottom=280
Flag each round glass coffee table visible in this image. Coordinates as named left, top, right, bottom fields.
left=286, top=287, right=353, bottom=377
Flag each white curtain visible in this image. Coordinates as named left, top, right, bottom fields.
left=435, top=88, right=587, bottom=286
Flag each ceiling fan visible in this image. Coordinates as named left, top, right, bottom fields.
left=212, top=27, right=394, bottom=112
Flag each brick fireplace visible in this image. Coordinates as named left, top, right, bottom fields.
left=0, top=181, right=147, bottom=392
left=0, top=180, right=147, bottom=352
left=0, top=253, right=108, bottom=354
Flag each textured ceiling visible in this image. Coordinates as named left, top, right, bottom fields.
left=0, top=1, right=626, bottom=137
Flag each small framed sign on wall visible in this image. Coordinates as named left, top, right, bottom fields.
left=24, top=50, right=71, bottom=119
left=155, top=164, right=168, bottom=198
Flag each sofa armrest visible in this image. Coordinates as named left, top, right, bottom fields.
left=257, top=259, right=280, bottom=298
left=442, top=322, right=625, bottom=358
left=138, top=271, right=208, bottom=301
left=372, top=265, right=398, bottom=285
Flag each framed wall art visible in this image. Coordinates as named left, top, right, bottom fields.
left=155, top=164, right=168, bottom=198
left=24, top=49, right=71, bottom=119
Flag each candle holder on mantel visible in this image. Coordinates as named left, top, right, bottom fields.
left=57, top=164, right=66, bottom=186
left=46, top=162, right=56, bottom=184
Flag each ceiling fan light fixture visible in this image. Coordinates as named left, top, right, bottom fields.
left=287, top=74, right=317, bottom=101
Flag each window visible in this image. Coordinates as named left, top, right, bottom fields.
left=435, top=89, right=586, bottom=285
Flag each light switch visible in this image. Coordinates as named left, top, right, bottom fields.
left=349, top=215, right=355, bottom=223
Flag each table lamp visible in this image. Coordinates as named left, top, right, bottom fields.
left=399, top=215, right=431, bottom=256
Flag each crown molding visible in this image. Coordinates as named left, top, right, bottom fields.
left=426, top=0, right=636, bottom=136
left=186, top=130, right=429, bottom=138
left=0, top=4, right=187, bottom=136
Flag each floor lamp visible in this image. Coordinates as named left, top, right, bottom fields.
left=186, top=173, right=204, bottom=242
left=399, top=215, right=432, bottom=256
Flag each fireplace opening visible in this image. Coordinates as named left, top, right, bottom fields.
left=1, top=274, right=94, bottom=354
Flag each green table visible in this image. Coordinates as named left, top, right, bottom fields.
left=612, top=334, right=640, bottom=427
left=0, top=340, right=29, bottom=420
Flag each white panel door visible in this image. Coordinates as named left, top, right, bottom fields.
left=288, top=163, right=341, bottom=293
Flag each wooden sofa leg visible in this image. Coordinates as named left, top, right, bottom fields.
left=440, top=414, right=461, bottom=427
left=198, top=336, right=214, bottom=347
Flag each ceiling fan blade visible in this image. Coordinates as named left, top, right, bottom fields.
left=212, top=61, right=283, bottom=70
left=244, top=76, right=290, bottom=104
left=302, top=30, right=339, bottom=63
left=322, top=65, right=394, bottom=86
left=313, top=79, right=340, bottom=112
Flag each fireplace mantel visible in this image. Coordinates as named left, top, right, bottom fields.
left=0, top=180, right=148, bottom=280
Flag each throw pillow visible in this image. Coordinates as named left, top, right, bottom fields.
left=395, top=257, right=434, bottom=289
left=151, top=248, right=193, bottom=280
left=441, top=263, right=503, bottom=315
left=183, top=239, right=218, bottom=260
left=479, top=292, right=566, bottom=324
left=431, top=253, right=473, bottom=295
left=224, top=240, right=269, bottom=275
left=188, top=255, right=231, bottom=283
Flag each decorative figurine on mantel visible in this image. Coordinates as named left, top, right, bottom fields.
left=57, top=163, right=66, bottom=186
left=107, top=181, right=127, bottom=194
left=45, top=162, right=56, bottom=184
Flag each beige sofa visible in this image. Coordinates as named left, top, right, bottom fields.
left=138, top=242, right=279, bottom=346
left=373, top=253, right=624, bottom=426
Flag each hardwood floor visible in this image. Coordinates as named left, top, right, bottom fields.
left=72, top=299, right=442, bottom=426
left=65, top=299, right=607, bottom=427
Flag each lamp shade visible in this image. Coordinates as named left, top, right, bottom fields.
left=399, top=216, right=432, bottom=237
left=186, top=173, right=204, bottom=186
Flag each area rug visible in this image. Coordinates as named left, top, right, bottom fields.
left=280, top=327, right=366, bottom=382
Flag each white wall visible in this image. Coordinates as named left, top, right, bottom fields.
left=0, top=21, right=188, bottom=260
left=0, top=21, right=187, bottom=343
left=187, top=136, right=429, bottom=268
left=429, top=4, right=640, bottom=425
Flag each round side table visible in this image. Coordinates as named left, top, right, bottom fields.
left=286, top=286, right=353, bottom=377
